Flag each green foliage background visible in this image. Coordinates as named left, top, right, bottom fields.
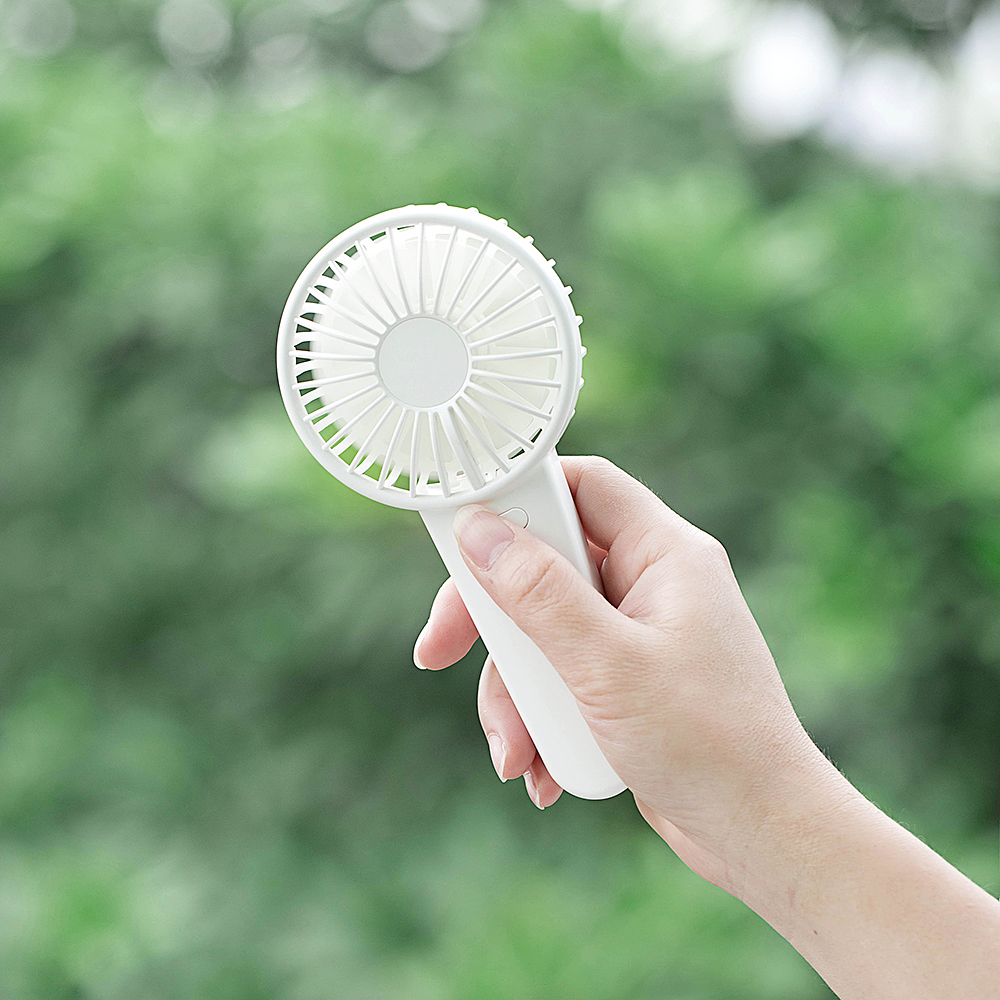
left=1, top=1, right=997, bottom=997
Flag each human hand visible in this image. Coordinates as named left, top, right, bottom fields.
left=413, top=456, right=1000, bottom=1000
left=413, top=455, right=835, bottom=897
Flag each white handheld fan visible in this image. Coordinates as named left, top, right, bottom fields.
left=276, top=204, right=625, bottom=800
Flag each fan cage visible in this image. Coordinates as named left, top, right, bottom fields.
left=277, top=206, right=582, bottom=511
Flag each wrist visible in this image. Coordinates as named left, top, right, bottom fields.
left=729, top=744, right=861, bottom=930
left=727, top=743, right=1000, bottom=1000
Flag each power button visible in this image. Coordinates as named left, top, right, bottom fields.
left=498, top=507, right=529, bottom=529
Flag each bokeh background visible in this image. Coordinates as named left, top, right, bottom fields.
left=1, top=0, right=998, bottom=996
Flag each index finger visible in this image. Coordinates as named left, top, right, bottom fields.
left=413, top=577, right=480, bottom=670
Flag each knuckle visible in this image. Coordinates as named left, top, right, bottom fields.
left=585, top=455, right=617, bottom=476
left=577, top=455, right=619, bottom=490
left=476, top=660, right=505, bottom=734
left=680, top=525, right=728, bottom=564
left=476, top=657, right=492, bottom=713
left=503, top=547, right=565, bottom=617
left=633, top=520, right=675, bottom=569
left=679, top=530, right=735, bottom=599
left=476, top=694, right=492, bottom=734
left=696, top=529, right=729, bottom=565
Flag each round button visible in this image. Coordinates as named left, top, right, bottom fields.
left=498, top=506, right=529, bottom=529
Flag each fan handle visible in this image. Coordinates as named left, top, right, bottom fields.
left=420, top=449, right=626, bottom=800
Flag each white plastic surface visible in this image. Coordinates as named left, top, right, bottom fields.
left=421, top=449, right=626, bottom=800
left=377, top=317, right=469, bottom=407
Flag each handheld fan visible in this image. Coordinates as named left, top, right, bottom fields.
left=276, top=204, right=625, bottom=800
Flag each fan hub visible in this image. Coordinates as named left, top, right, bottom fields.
left=376, top=316, right=469, bottom=408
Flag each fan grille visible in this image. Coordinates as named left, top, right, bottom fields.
left=279, top=211, right=580, bottom=507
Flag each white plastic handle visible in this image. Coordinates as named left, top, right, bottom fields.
left=420, top=449, right=626, bottom=800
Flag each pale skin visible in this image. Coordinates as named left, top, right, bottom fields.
left=413, top=456, right=1000, bottom=1000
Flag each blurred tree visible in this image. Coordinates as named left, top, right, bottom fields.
left=0, top=1, right=996, bottom=998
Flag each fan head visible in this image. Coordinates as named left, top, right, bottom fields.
left=276, top=205, right=584, bottom=511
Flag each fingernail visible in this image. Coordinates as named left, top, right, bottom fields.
left=524, top=769, right=543, bottom=809
left=487, top=733, right=506, bottom=781
left=454, top=506, right=514, bottom=570
left=412, top=623, right=429, bottom=670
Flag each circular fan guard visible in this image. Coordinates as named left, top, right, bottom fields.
left=277, top=205, right=583, bottom=511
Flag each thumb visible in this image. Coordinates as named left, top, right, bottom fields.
left=452, top=504, right=631, bottom=695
